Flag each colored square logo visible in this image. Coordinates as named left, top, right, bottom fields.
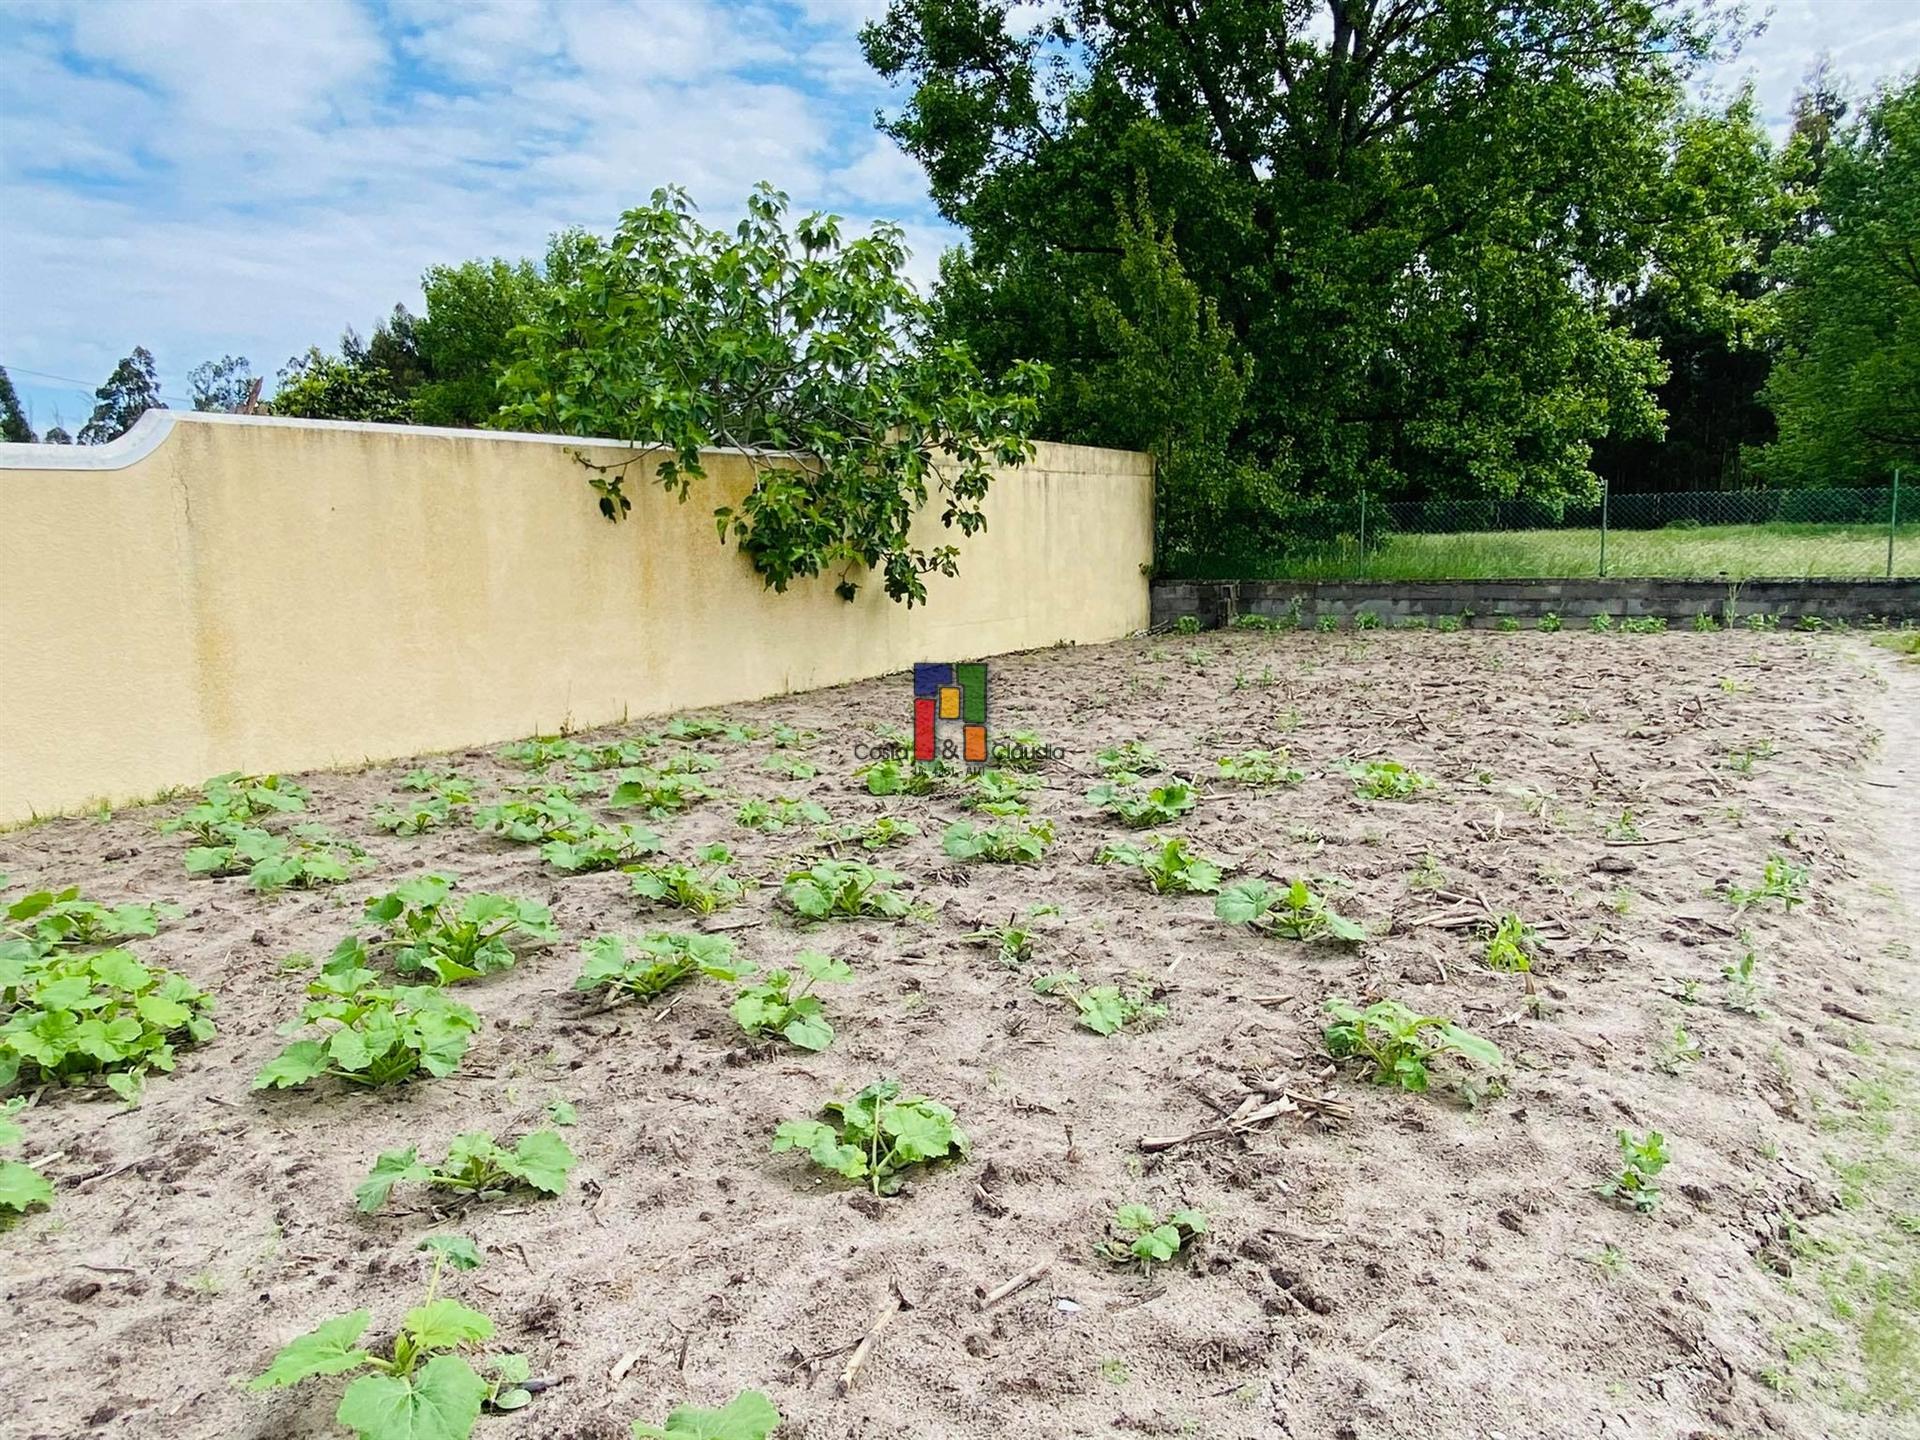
left=914, top=661, right=988, bottom=763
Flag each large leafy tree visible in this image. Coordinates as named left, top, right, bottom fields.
left=864, top=0, right=1740, bottom=557
left=78, top=346, right=167, bottom=444
left=187, top=354, right=256, bottom=413
left=1759, top=74, right=1920, bottom=487
left=499, top=185, right=1047, bottom=606
left=0, top=366, right=34, bottom=443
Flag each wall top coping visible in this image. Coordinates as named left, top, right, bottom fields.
left=0, top=410, right=1147, bottom=475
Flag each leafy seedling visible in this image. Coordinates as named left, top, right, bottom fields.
left=1322, top=997, right=1504, bottom=1094
left=0, top=1096, right=53, bottom=1218
left=472, top=790, right=595, bottom=845
left=2, top=883, right=179, bottom=965
left=989, top=728, right=1049, bottom=771
left=731, top=950, right=852, bottom=1052
left=1095, top=741, right=1159, bottom=776
left=1215, top=878, right=1363, bottom=943
left=574, top=932, right=750, bottom=1001
left=772, top=1078, right=969, bottom=1195
left=1657, top=1024, right=1702, bottom=1075
left=356, top=1129, right=578, bottom=1212
left=340, top=874, right=557, bottom=985
left=0, top=946, right=216, bottom=1100
left=662, top=717, right=730, bottom=742
left=1095, top=835, right=1222, bottom=895
left=541, top=823, right=665, bottom=874
left=1724, top=854, right=1809, bottom=912
left=607, top=768, right=710, bottom=818
left=1483, top=913, right=1537, bottom=972
left=1722, top=949, right=1767, bottom=1015
left=828, top=814, right=920, bottom=850
left=941, top=818, right=1055, bottom=863
left=736, top=796, right=830, bottom=832
left=632, top=1392, right=781, bottom=1440
left=1086, top=778, right=1197, bottom=827
left=255, top=968, right=481, bottom=1089
left=856, top=758, right=958, bottom=796
left=963, top=915, right=1038, bottom=967
left=498, top=735, right=585, bottom=769
left=249, top=1239, right=525, bottom=1440
left=1214, top=750, right=1304, bottom=787
left=780, top=861, right=913, bottom=920
left=375, top=796, right=456, bottom=836
left=1033, top=971, right=1167, bottom=1035
left=185, top=823, right=368, bottom=892
left=1600, top=1129, right=1670, bottom=1213
left=159, top=771, right=309, bottom=840
left=629, top=845, right=748, bottom=915
left=964, top=768, right=1040, bottom=814
left=1097, top=1204, right=1207, bottom=1273
left=1344, top=759, right=1433, bottom=800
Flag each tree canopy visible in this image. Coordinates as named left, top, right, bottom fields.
left=1759, top=75, right=1920, bottom=487
left=499, top=185, right=1047, bottom=605
left=861, top=0, right=1781, bottom=556
left=78, top=347, right=166, bottom=445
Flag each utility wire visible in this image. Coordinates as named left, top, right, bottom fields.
left=0, top=360, right=200, bottom=408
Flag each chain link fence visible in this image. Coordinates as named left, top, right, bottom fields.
left=1172, top=480, right=1915, bottom=582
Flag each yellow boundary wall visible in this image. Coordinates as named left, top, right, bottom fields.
left=0, top=413, right=1152, bottom=822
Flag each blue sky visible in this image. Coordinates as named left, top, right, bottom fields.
left=3, top=0, right=1918, bottom=435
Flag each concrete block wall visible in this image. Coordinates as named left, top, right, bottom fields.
left=1152, top=578, right=1920, bottom=630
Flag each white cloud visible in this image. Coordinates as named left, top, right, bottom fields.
left=1699, top=0, right=1920, bottom=134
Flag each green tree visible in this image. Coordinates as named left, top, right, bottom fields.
left=0, top=366, right=34, bottom=443
left=863, top=0, right=1740, bottom=548
left=499, top=184, right=1047, bottom=606
left=187, top=354, right=256, bottom=412
left=270, top=348, right=413, bottom=423
left=78, top=346, right=166, bottom=444
left=410, top=259, right=543, bottom=426
left=1592, top=90, right=1797, bottom=491
left=1759, top=74, right=1920, bottom=486
left=43, top=426, right=73, bottom=445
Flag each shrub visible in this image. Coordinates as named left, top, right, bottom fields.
left=1539, top=612, right=1563, bottom=632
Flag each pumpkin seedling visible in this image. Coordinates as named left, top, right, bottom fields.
left=1098, top=1204, right=1207, bottom=1273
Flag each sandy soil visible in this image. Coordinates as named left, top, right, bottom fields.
left=3, top=628, right=1917, bottom=1440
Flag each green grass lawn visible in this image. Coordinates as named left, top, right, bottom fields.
left=1196, top=522, right=1920, bottom=582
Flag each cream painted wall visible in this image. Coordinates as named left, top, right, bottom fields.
left=0, top=413, right=1152, bottom=822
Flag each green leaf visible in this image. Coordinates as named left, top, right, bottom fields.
left=336, top=1354, right=487, bottom=1440
left=249, top=1311, right=374, bottom=1390
left=0, top=1158, right=54, bottom=1214
left=631, top=1389, right=782, bottom=1440
left=780, top=1010, right=834, bottom=1052
left=356, top=1147, right=426, bottom=1212
left=401, top=1299, right=494, bottom=1353
left=507, top=1131, right=577, bottom=1195
left=254, top=1040, right=331, bottom=1090
left=419, top=1234, right=484, bottom=1271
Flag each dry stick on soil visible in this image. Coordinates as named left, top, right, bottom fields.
left=839, top=1281, right=912, bottom=1397
left=975, top=1261, right=1051, bottom=1311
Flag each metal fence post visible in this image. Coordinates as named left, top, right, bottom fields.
left=1358, top=489, right=1367, bottom=579
left=1599, top=475, right=1609, bottom=578
left=1892, top=468, right=1902, bottom=580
